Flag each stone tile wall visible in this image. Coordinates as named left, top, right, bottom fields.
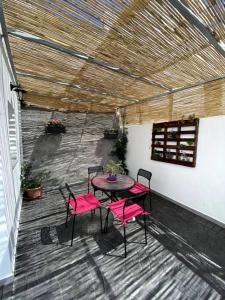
left=21, top=108, right=115, bottom=189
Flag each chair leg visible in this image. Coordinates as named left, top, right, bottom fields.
left=99, top=207, right=103, bottom=233
left=144, top=213, right=147, bottom=245
left=104, top=208, right=110, bottom=233
left=92, top=189, right=96, bottom=215
left=123, top=226, right=127, bottom=258
left=65, top=204, right=70, bottom=228
left=71, top=214, right=76, bottom=246
left=149, top=192, right=152, bottom=211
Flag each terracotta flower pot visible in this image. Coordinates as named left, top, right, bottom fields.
left=25, top=187, right=43, bottom=200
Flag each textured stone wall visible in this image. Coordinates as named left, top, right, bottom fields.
left=21, top=108, right=115, bottom=189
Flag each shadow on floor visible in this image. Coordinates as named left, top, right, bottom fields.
left=2, top=186, right=225, bottom=300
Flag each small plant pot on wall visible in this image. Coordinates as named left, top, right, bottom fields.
left=104, top=129, right=119, bottom=139
left=45, top=118, right=66, bottom=134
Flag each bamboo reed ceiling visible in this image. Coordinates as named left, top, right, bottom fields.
left=122, top=77, right=225, bottom=124
left=3, top=0, right=225, bottom=117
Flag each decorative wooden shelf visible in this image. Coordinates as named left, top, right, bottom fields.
left=151, top=119, right=199, bottom=167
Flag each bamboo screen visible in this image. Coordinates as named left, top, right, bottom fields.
left=123, top=77, right=225, bottom=125
left=3, top=0, right=225, bottom=119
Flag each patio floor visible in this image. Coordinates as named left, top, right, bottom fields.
left=1, top=183, right=225, bottom=300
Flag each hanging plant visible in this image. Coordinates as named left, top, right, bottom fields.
left=45, top=118, right=66, bottom=134
left=104, top=129, right=119, bottom=139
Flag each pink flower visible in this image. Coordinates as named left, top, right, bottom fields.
left=48, top=118, right=63, bottom=125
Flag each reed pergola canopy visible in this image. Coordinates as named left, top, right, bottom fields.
left=2, top=0, right=225, bottom=120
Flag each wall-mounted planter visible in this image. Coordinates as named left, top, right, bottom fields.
left=45, top=125, right=66, bottom=134
left=45, top=119, right=66, bottom=134
left=151, top=118, right=199, bottom=167
left=104, top=130, right=118, bottom=139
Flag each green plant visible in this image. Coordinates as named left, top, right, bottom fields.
left=179, top=144, right=186, bottom=150
left=155, top=141, right=161, bottom=145
left=165, top=150, right=174, bottom=159
left=153, top=127, right=162, bottom=133
left=188, top=113, right=195, bottom=120
left=180, top=153, right=191, bottom=162
left=153, top=149, right=163, bottom=159
left=168, top=131, right=177, bottom=139
left=111, top=129, right=128, bottom=173
left=45, top=118, right=66, bottom=134
left=187, top=139, right=194, bottom=146
left=21, top=162, right=46, bottom=191
left=105, top=160, right=123, bottom=175
left=111, top=130, right=128, bottom=173
left=104, top=129, right=119, bottom=134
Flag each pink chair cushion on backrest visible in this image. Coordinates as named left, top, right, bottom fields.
left=129, top=182, right=150, bottom=194
left=108, top=198, right=149, bottom=225
left=68, top=193, right=101, bottom=215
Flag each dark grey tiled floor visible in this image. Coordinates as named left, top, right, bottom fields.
left=2, top=183, right=225, bottom=299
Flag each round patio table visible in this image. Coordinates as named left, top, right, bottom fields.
left=91, top=174, right=135, bottom=201
left=92, top=174, right=135, bottom=232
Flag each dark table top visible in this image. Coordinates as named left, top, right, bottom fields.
left=91, top=174, right=135, bottom=192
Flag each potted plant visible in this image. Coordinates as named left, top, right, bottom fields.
left=168, top=130, right=177, bottom=139
left=153, top=127, right=163, bottom=133
left=105, top=160, right=123, bottom=182
left=179, top=153, right=191, bottom=162
left=45, top=118, right=66, bottom=134
left=165, top=150, right=174, bottom=159
left=104, top=128, right=119, bottom=139
left=179, top=144, right=186, bottom=150
left=152, top=149, right=163, bottom=159
left=188, top=113, right=196, bottom=121
left=21, top=162, right=46, bottom=200
left=187, top=139, right=194, bottom=146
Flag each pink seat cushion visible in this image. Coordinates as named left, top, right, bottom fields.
left=129, top=182, right=150, bottom=194
left=108, top=198, right=149, bottom=225
left=68, top=193, right=101, bottom=214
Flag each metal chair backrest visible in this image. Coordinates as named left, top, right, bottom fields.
left=59, top=186, right=67, bottom=202
left=65, top=183, right=77, bottom=212
left=88, top=165, right=104, bottom=193
left=122, top=193, right=147, bottom=221
left=137, top=168, right=152, bottom=189
left=88, top=165, right=104, bottom=174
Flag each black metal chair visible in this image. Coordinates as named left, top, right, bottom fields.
left=88, top=165, right=104, bottom=194
left=128, top=168, right=152, bottom=210
left=105, top=193, right=149, bottom=258
left=59, top=183, right=103, bottom=246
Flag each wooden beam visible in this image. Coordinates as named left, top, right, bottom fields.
left=168, top=0, right=225, bottom=59
left=7, top=29, right=170, bottom=91
left=17, top=72, right=138, bottom=104
left=24, top=93, right=115, bottom=112
left=24, top=92, right=119, bottom=108
left=122, top=73, right=225, bottom=108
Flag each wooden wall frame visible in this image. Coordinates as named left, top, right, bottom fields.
left=151, top=119, right=199, bottom=167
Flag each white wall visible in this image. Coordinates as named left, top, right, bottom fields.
left=126, top=116, right=225, bottom=225
left=0, top=38, right=22, bottom=282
